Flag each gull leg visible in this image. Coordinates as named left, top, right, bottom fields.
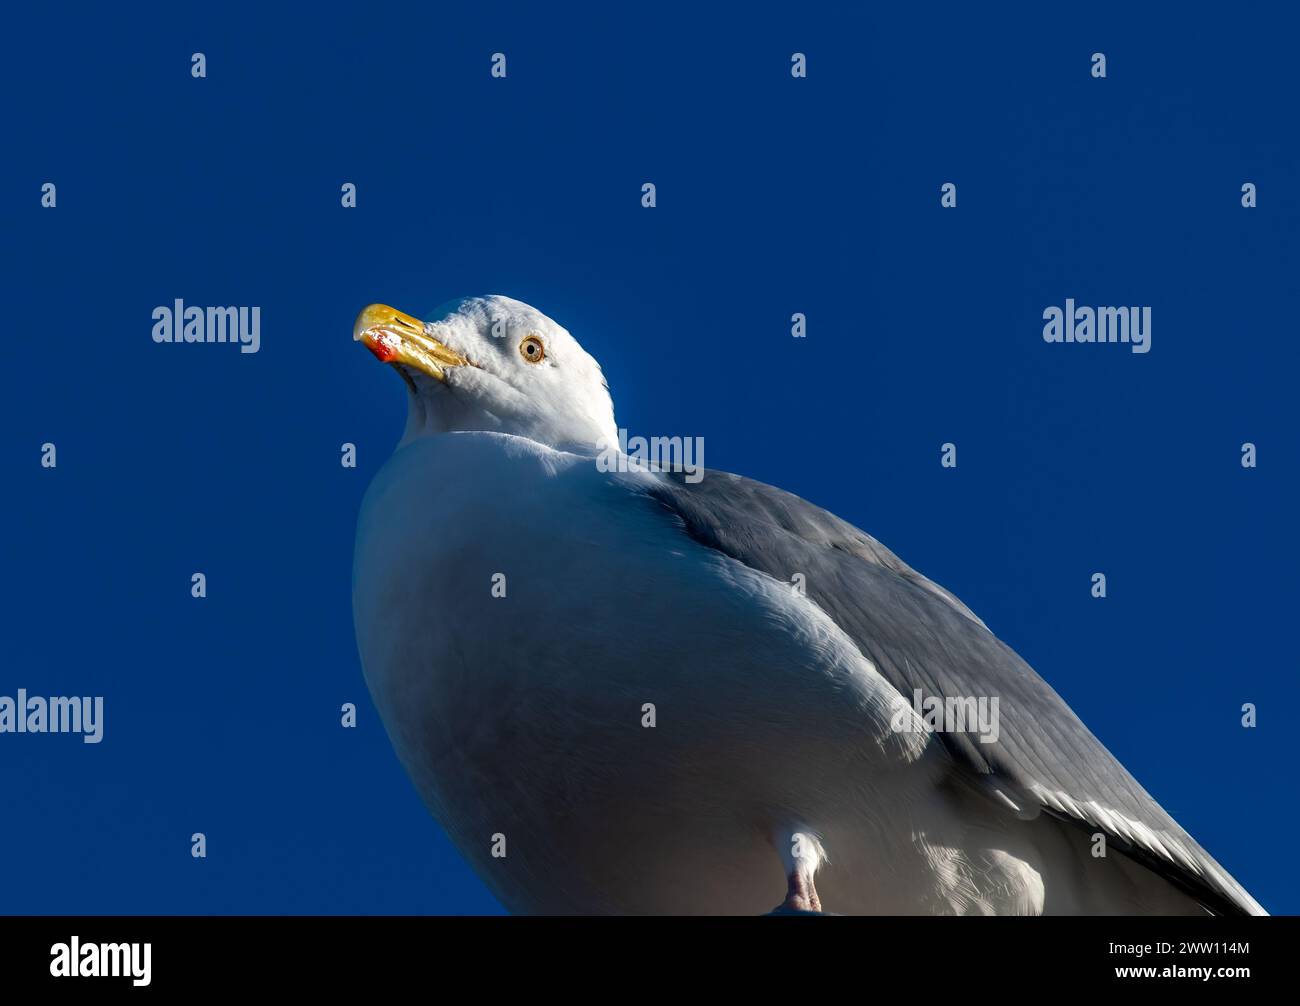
left=769, top=829, right=828, bottom=915
left=782, top=866, right=823, bottom=913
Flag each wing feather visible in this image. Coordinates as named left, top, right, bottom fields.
left=642, top=468, right=1264, bottom=916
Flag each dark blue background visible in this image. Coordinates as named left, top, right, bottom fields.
left=2, top=3, right=1294, bottom=914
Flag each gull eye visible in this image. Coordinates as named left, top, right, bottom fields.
left=520, top=334, right=545, bottom=363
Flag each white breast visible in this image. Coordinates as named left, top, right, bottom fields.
left=353, top=432, right=1195, bottom=915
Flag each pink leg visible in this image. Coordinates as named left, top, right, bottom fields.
left=781, top=869, right=822, bottom=913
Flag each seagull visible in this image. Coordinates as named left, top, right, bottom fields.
left=351, top=295, right=1265, bottom=916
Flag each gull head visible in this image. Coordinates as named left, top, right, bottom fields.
left=354, top=295, right=618, bottom=453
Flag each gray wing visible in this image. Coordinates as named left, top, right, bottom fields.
left=642, top=468, right=1264, bottom=916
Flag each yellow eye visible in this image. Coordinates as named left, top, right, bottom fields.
left=520, top=334, right=545, bottom=363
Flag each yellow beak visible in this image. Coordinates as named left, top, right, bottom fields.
left=353, top=304, right=469, bottom=381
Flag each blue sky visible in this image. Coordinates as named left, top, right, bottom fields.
left=1, top=3, right=1295, bottom=913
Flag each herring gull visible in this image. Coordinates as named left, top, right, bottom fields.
left=351, top=295, right=1264, bottom=916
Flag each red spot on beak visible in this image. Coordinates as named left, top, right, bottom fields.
left=367, top=331, right=398, bottom=363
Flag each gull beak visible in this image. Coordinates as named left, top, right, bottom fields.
left=353, top=304, right=469, bottom=382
